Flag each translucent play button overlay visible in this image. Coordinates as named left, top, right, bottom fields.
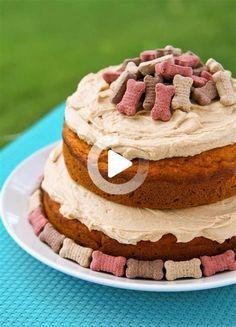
left=107, top=150, right=132, bottom=178
left=87, top=136, right=149, bottom=195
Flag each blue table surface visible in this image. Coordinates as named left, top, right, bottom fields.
left=0, top=103, right=236, bottom=327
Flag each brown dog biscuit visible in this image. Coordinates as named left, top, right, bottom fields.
left=192, top=80, right=218, bottom=106
left=126, top=258, right=164, bottom=280
left=39, top=223, right=65, bottom=253
left=120, top=57, right=141, bottom=71
left=143, top=75, right=161, bottom=110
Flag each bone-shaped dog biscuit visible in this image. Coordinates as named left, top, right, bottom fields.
left=90, top=250, right=126, bottom=277
left=164, top=45, right=182, bottom=56
left=143, top=75, right=161, bottom=110
left=117, top=79, right=145, bottom=116
left=151, top=83, right=175, bottom=121
left=200, top=70, right=213, bottom=80
left=175, top=53, right=200, bottom=68
left=102, top=70, right=121, bottom=84
left=140, top=50, right=157, bottom=62
left=59, top=238, right=93, bottom=268
left=172, top=74, right=193, bottom=112
left=120, top=57, right=141, bottom=71
left=125, top=61, right=139, bottom=75
left=39, top=223, right=65, bottom=253
left=165, top=258, right=202, bottom=281
left=191, top=75, right=207, bottom=87
left=201, top=250, right=236, bottom=277
left=138, top=54, right=174, bottom=75
left=156, top=61, right=193, bottom=79
left=156, top=45, right=181, bottom=57
left=111, top=71, right=137, bottom=104
left=28, top=207, right=47, bottom=236
left=192, top=80, right=218, bottom=106
left=213, top=70, right=236, bottom=106
left=126, top=258, right=164, bottom=280
left=206, top=58, right=224, bottom=74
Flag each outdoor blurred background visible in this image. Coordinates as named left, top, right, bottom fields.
left=1, top=0, right=236, bottom=148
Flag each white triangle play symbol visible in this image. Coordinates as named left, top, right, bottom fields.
left=108, top=150, right=133, bottom=178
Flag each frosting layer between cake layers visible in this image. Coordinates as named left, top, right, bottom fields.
left=65, top=67, right=236, bottom=161
left=41, top=145, right=236, bottom=245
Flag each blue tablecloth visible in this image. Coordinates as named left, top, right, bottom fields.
left=0, top=103, right=236, bottom=327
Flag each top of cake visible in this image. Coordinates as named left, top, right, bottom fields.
left=65, top=45, right=236, bottom=161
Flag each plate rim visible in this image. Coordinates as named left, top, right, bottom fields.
left=0, top=142, right=236, bottom=292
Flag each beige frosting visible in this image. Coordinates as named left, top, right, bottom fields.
left=41, top=145, right=236, bottom=245
left=65, top=67, right=236, bottom=160
left=28, top=189, right=42, bottom=214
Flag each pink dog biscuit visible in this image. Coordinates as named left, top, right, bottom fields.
left=140, top=50, right=157, bottom=62
left=28, top=207, right=47, bottom=236
left=59, top=238, right=93, bottom=268
left=143, top=75, right=162, bottom=110
left=102, top=70, right=121, bottom=84
left=192, top=81, right=218, bottom=106
left=151, top=83, right=175, bottom=121
left=165, top=258, right=202, bottom=281
left=172, top=74, right=193, bottom=112
left=117, top=79, right=145, bottom=116
left=138, top=54, right=174, bottom=75
left=39, top=223, right=65, bottom=253
left=111, top=71, right=137, bottom=104
left=90, top=250, right=126, bottom=277
left=200, top=70, right=213, bottom=80
left=201, top=250, right=236, bottom=277
left=213, top=70, right=236, bottom=106
left=191, top=75, right=207, bottom=87
left=156, top=61, right=193, bottom=79
left=126, top=258, right=164, bottom=280
left=206, top=58, right=224, bottom=74
left=175, top=53, right=200, bottom=68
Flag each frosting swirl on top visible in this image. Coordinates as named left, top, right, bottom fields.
left=65, top=67, right=236, bottom=161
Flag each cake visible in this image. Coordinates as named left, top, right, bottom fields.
left=29, top=45, right=236, bottom=280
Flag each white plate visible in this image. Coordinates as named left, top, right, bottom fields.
left=1, top=143, right=236, bottom=292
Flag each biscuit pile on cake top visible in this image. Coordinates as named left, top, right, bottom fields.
left=102, top=45, right=236, bottom=121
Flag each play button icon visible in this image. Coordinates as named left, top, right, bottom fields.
left=107, top=150, right=132, bottom=178
left=87, top=135, right=149, bottom=195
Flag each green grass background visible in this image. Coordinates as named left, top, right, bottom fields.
left=1, top=0, right=236, bottom=148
